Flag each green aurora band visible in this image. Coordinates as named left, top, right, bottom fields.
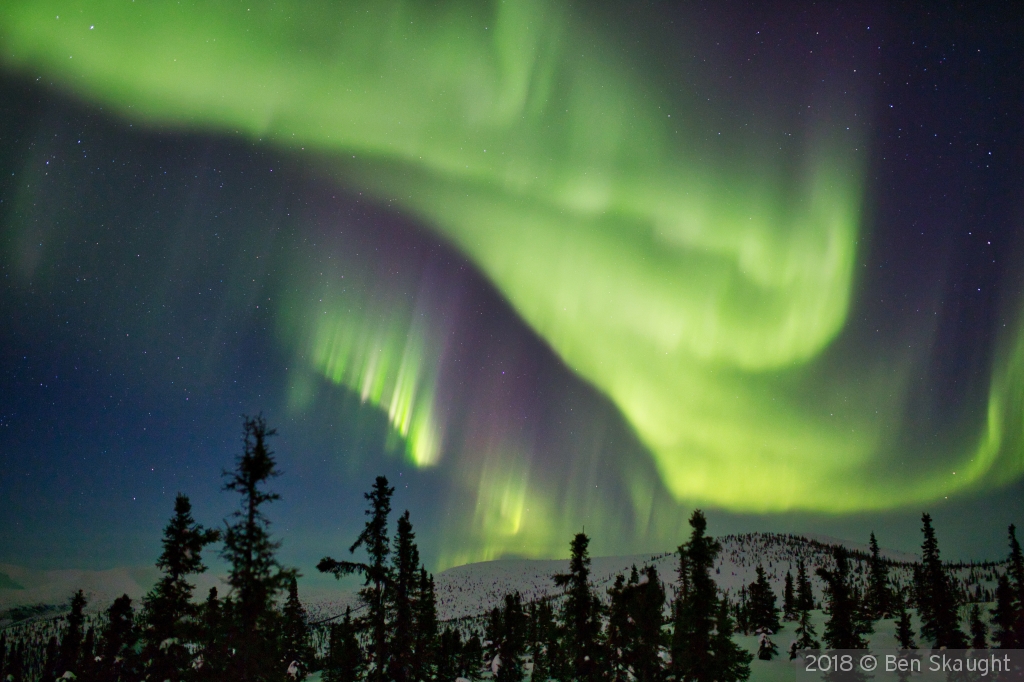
left=3, top=0, right=1022, bottom=532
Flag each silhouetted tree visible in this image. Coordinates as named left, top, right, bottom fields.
left=390, top=510, right=419, bottom=682
left=796, top=560, right=814, bottom=613
left=461, top=634, right=484, bottom=680
left=893, top=590, right=917, bottom=650
left=281, top=575, right=313, bottom=679
left=491, top=592, right=527, bottom=682
left=318, top=476, right=395, bottom=682
left=991, top=524, right=1024, bottom=649
left=56, top=590, right=87, bottom=679
left=969, top=604, right=988, bottom=649
left=783, top=571, right=797, bottom=622
left=413, top=567, right=438, bottom=678
left=324, top=607, right=364, bottom=682
left=554, top=532, right=605, bottom=682
left=817, top=547, right=871, bottom=649
left=865, top=532, right=892, bottom=620
left=141, top=493, right=220, bottom=680
left=221, top=414, right=296, bottom=681
left=197, top=587, right=229, bottom=681
left=747, top=565, right=780, bottom=635
left=918, top=514, right=966, bottom=648
left=608, top=565, right=666, bottom=682
left=672, top=510, right=750, bottom=682
left=96, top=593, right=139, bottom=681
left=530, top=600, right=558, bottom=682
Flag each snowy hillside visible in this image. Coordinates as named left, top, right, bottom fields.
left=2, top=533, right=1000, bottom=628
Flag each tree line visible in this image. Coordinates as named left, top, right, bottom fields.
left=1, top=416, right=1023, bottom=682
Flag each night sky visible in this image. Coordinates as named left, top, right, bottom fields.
left=0, top=2, right=1021, bottom=577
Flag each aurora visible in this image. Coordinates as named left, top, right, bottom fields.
left=0, top=1, right=1020, bottom=568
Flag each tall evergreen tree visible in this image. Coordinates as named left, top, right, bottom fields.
left=671, top=510, right=750, bottom=682
left=197, top=587, right=229, bottom=682
left=711, top=598, right=751, bottom=682
left=553, top=532, right=605, bottom=682
left=530, top=600, right=558, bottom=682
left=436, top=627, right=463, bottom=682
left=992, top=573, right=1017, bottom=649
left=969, top=604, right=988, bottom=649
left=632, top=566, right=668, bottom=682
left=796, top=560, right=814, bottom=613
left=461, top=634, right=484, bottom=681
left=390, top=510, right=420, bottom=682
left=788, top=602, right=820, bottom=660
left=918, top=514, right=966, bottom=648
left=318, top=476, right=395, bottom=682
left=783, top=571, right=796, bottom=622
left=607, top=566, right=666, bottom=682
left=991, top=524, right=1024, bottom=649
left=57, top=590, right=87, bottom=679
left=324, top=607, right=364, bottom=682
left=97, top=593, right=139, bottom=681
left=747, top=565, right=781, bottom=634
left=865, top=532, right=892, bottom=620
left=221, top=414, right=296, bottom=681
left=141, top=493, right=220, bottom=680
left=281, top=575, right=313, bottom=679
left=413, top=567, right=439, bottom=679
left=493, top=592, right=527, bottom=682
left=1006, top=524, right=1024, bottom=646
left=606, top=573, right=632, bottom=682
left=817, top=547, right=871, bottom=649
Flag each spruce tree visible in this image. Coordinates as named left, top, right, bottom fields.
left=865, top=532, right=892, bottom=620
left=197, top=587, right=229, bottom=682
left=142, top=493, right=220, bottom=680
left=57, top=590, right=87, bottom=678
left=817, top=547, right=870, bottom=649
left=1006, top=524, right=1024, bottom=647
left=893, top=590, right=917, bottom=650
left=711, top=598, right=751, bottom=682
left=413, top=567, right=439, bottom=679
left=788, top=603, right=820, bottom=660
left=671, top=510, right=750, bottom=682
left=221, top=414, right=296, bottom=681
left=918, top=514, right=966, bottom=648
left=747, top=565, right=781, bottom=635
left=324, top=607, right=364, bottom=682
left=992, top=573, right=1017, bottom=648
left=318, top=476, right=395, bottom=682
left=530, top=600, right=558, bottom=682
left=494, top=592, right=527, bottom=682
left=461, top=634, right=484, bottom=680
left=991, top=524, right=1024, bottom=649
left=436, top=627, right=463, bottom=682
left=796, top=560, right=814, bottom=613
left=606, top=573, right=632, bottom=682
left=969, top=604, right=988, bottom=649
left=632, top=566, right=668, bottom=682
left=97, top=593, right=138, bottom=681
left=783, top=571, right=796, bottom=622
left=607, top=565, right=666, bottom=682
left=281, top=575, right=313, bottom=678
left=553, top=532, right=604, bottom=682
left=390, top=510, right=420, bottom=682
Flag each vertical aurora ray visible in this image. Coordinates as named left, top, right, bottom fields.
left=2, top=0, right=1022, bottom=530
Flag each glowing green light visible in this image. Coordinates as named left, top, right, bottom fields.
left=3, top=0, right=1021, bottom=531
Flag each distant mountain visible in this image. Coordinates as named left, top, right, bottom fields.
left=0, top=571, right=24, bottom=590
left=0, top=563, right=223, bottom=621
